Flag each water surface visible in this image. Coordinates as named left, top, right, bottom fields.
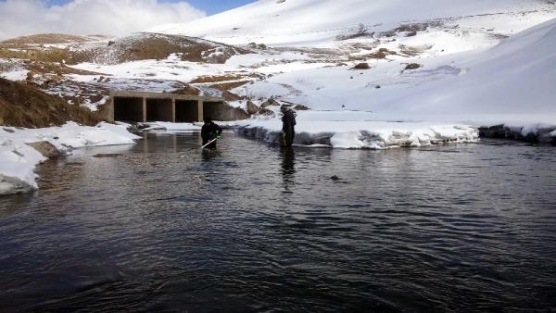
left=0, top=133, right=555, bottom=312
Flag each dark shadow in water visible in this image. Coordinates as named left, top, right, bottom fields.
left=280, top=147, right=295, bottom=192
left=202, top=148, right=221, bottom=161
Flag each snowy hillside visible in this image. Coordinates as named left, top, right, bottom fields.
left=148, top=0, right=556, bottom=47
left=384, top=18, right=556, bottom=116
left=144, top=0, right=556, bottom=123
left=45, top=0, right=554, bottom=132
left=4, top=0, right=555, bottom=125
left=234, top=18, right=556, bottom=123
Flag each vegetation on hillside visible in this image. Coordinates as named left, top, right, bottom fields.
left=0, top=33, right=110, bottom=46
left=0, top=78, right=103, bottom=127
left=0, top=33, right=250, bottom=65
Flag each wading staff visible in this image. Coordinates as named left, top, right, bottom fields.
left=201, top=136, right=219, bottom=149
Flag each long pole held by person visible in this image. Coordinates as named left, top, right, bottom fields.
left=201, top=137, right=218, bottom=149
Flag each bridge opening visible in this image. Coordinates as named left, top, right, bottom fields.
left=203, top=101, right=223, bottom=121
left=113, top=97, right=143, bottom=122
left=176, top=100, right=199, bottom=123
left=146, top=98, right=173, bottom=122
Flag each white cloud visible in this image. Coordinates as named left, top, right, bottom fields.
left=0, top=0, right=206, bottom=40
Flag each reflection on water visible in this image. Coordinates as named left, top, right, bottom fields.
left=0, top=134, right=555, bottom=312
left=0, top=192, right=35, bottom=217
left=202, top=148, right=221, bottom=161
left=281, top=147, right=295, bottom=192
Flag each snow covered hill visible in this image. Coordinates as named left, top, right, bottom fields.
left=234, top=18, right=556, bottom=123
left=385, top=18, right=556, bottom=116
left=134, top=0, right=551, bottom=122
left=4, top=0, right=555, bottom=126
left=54, top=0, right=556, bottom=139
left=148, top=0, right=556, bottom=48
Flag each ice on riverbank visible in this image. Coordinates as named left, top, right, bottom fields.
left=233, top=111, right=479, bottom=149
left=0, top=122, right=141, bottom=196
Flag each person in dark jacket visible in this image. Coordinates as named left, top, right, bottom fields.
left=201, top=117, right=222, bottom=149
left=280, top=105, right=296, bottom=147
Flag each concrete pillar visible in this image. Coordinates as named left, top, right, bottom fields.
left=142, top=97, right=147, bottom=122
left=171, top=98, right=176, bottom=122
left=109, top=94, right=115, bottom=122
left=197, top=100, right=203, bottom=122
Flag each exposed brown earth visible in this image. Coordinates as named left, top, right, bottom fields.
left=1, top=32, right=251, bottom=65
left=0, top=78, right=103, bottom=127
left=0, top=33, right=111, bottom=46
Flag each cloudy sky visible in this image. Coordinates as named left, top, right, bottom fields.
left=0, top=0, right=257, bottom=40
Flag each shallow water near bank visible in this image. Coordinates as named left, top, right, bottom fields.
left=1, top=132, right=555, bottom=312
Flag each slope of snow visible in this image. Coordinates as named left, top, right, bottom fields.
left=232, top=17, right=556, bottom=123
left=148, top=0, right=555, bottom=47
left=387, top=18, right=556, bottom=115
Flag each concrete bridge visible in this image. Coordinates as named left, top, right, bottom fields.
left=107, top=90, right=229, bottom=123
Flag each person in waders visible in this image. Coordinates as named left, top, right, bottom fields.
left=201, top=117, right=222, bottom=149
left=280, top=105, right=296, bottom=147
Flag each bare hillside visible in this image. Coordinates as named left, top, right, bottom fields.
left=0, top=33, right=111, bottom=47
left=69, top=33, right=250, bottom=65
left=0, top=78, right=103, bottom=127
left=0, top=32, right=250, bottom=65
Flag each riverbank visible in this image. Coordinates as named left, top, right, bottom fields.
left=0, top=122, right=140, bottom=196
left=231, top=110, right=556, bottom=148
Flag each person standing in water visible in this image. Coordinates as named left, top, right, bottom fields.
left=280, top=105, right=296, bottom=147
left=201, top=117, right=222, bottom=149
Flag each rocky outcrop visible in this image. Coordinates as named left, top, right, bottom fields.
left=260, top=98, right=281, bottom=108
left=246, top=100, right=259, bottom=115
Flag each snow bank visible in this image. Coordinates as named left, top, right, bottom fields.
left=0, top=137, right=46, bottom=195
left=234, top=111, right=479, bottom=149
left=0, top=122, right=141, bottom=196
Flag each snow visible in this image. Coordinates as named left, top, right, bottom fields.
left=0, top=70, right=27, bottom=81
left=229, top=18, right=556, bottom=125
left=1, top=0, right=556, bottom=195
left=0, top=122, right=140, bottom=195
left=141, top=121, right=201, bottom=132
left=233, top=111, right=479, bottom=149
left=147, top=0, right=556, bottom=47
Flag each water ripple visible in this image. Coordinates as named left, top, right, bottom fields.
left=0, top=135, right=555, bottom=312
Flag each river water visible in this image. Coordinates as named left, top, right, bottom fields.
left=0, top=132, right=555, bottom=313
